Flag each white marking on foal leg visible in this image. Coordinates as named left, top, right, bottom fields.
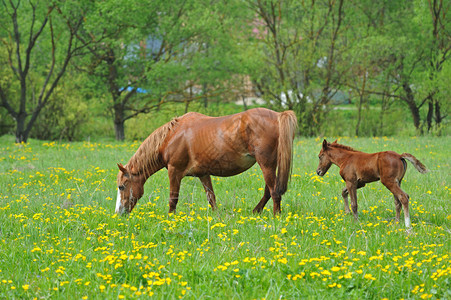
left=404, top=216, right=411, bottom=229
left=115, top=188, right=122, bottom=214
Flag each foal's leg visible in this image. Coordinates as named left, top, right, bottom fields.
left=168, top=166, right=182, bottom=214
left=341, top=187, right=351, bottom=214
left=382, top=179, right=411, bottom=228
left=199, top=175, right=217, bottom=210
left=392, top=180, right=403, bottom=222
left=346, top=181, right=359, bottom=220
left=342, top=181, right=365, bottom=215
left=253, top=185, right=271, bottom=213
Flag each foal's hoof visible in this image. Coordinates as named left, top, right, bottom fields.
left=405, top=227, right=415, bottom=236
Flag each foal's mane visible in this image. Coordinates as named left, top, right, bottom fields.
left=127, top=118, right=179, bottom=177
left=330, top=142, right=358, bottom=152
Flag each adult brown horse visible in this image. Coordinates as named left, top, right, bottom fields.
left=316, top=140, right=428, bottom=229
left=116, top=108, right=297, bottom=215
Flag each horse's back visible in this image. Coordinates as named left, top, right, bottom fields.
left=176, top=108, right=280, bottom=146
left=162, top=108, right=281, bottom=177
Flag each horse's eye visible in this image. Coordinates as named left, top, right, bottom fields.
left=118, top=185, right=125, bottom=191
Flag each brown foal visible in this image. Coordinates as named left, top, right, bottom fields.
left=316, top=140, right=428, bottom=228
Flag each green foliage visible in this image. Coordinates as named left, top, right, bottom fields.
left=0, top=110, right=14, bottom=136
left=0, top=0, right=98, bottom=142
left=1, top=0, right=450, bottom=140
left=31, top=88, right=89, bottom=141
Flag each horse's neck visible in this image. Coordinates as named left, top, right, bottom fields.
left=330, top=148, right=353, bottom=167
left=128, top=147, right=164, bottom=179
left=128, top=121, right=174, bottom=178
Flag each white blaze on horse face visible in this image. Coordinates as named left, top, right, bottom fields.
left=115, top=188, right=122, bottom=214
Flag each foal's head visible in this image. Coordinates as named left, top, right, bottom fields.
left=115, top=163, right=145, bottom=214
left=316, top=139, right=334, bottom=176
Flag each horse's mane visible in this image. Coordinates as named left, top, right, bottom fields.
left=127, top=118, right=179, bottom=177
left=330, top=142, right=358, bottom=152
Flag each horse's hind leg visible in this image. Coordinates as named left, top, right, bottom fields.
left=253, top=185, right=271, bottom=213
left=200, top=175, right=217, bottom=210
left=393, top=195, right=402, bottom=223
left=257, top=163, right=281, bottom=215
left=382, top=179, right=411, bottom=228
left=393, top=179, right=403, bottom=222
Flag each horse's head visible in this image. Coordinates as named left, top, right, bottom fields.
left=316, top=139, right=334, bottom=176
left=115, top=163, right=145, bottom=214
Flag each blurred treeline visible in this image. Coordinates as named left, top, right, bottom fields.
left=1, top=0, right=450, bottom=142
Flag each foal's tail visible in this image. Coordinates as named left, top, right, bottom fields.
left=401, top=153, right=429, bottom=174
left=276, top=111, right=298, bottom=195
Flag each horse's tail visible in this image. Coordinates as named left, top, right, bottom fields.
left=401, top=153, right=429, bottom=174
left=276, top=110, right=298, bottom=195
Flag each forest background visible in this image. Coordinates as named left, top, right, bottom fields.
left=1, top=0, right=450, bottom=143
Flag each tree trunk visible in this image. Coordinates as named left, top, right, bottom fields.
left=434, top=100, right=442, bottom=126
left=426, top=100, right=433, bottom=132
left=241, top=95, right=248, bottom=110
left=355, top=94, right=363, bottom=136
left=203, top=83, right=208, bottom=108
left=355, top=71, right=367, bottom=136
left=402, top=82, right=421, bottom=132
left=114, top=121, right=125, bottom=141
left=15, top=112, right=28, bottom=143
left=114, top=104, right=125, bottom=141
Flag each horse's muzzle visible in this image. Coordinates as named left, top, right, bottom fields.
left=115, top=188, right=129, bottom=215
left=115, top=206, right=128, bottom=215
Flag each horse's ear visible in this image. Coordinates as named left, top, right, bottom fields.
left=117, top=163, right=129, bottom=176
left=333, top=139, right=338, bottom=144
left=322, top=139, right=328, bottom=150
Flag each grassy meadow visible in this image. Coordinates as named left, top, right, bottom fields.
left=0, top=134, right=449, bottom=299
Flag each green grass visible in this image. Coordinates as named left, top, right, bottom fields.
left=0, top=135, right=449, bottom=299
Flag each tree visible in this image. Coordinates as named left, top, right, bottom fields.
left=244, top=0, right=349, bottom=136
left=351, top=0, right=450, bottom=134
left=424, top=0, right=450, bottom=132
left=0, top=0, right=91, bottom=143
left=75, top=0, right=244, bottom=140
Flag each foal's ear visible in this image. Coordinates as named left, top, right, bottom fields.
left=117, top=163, right=129, bottom=177
left=322, top=139, right=328, bottom=150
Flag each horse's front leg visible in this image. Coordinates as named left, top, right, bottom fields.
left=199, top=175, right=217, bottom=210
left=341, top=187, right=351, bottom=214
left=343, top=181, right=366, bottom=216
left=346, top=181, right=359, bottom=220
left=168, top=166, right=182, bottom=214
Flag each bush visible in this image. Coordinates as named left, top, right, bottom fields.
left=0, top=109, right=15, bottom=136
left=31, top=88, right=89, bottom=141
